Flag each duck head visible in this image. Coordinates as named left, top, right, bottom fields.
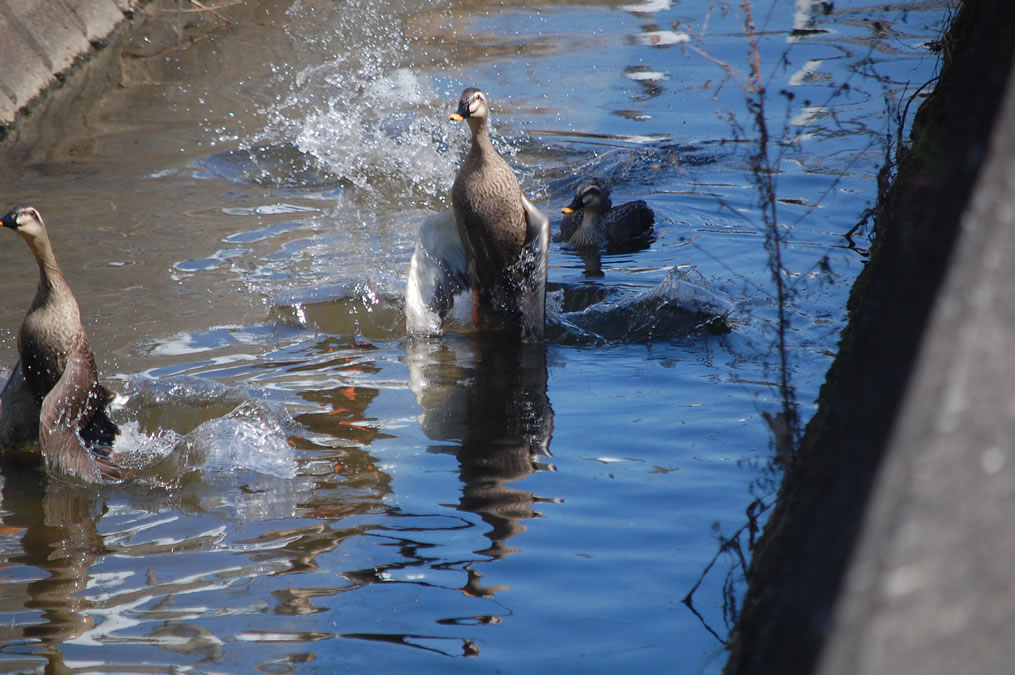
left=562, top=180, right=612, bottom=216
left=1, top=206, right=47, bottom=242
left=449, top=87, right=490, bottom=128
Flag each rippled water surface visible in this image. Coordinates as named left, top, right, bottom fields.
left=0, top=0, right=950, bottom=671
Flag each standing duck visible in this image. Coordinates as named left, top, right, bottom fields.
left=560, top=179, right=654, bottom=249
left=0, top=206, right=122, bottom=483
left=447, top=87, right=549, bottom=339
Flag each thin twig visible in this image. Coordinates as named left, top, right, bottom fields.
left=188, top=0, right=235, bottom=24
left=156, top=0, right=245, bottom=12
left=738, top=1, right=799, bottom=447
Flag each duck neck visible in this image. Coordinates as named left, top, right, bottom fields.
left=467, top=117, right=496, bottom=159
left=571, top=210, right=603, bottom=247
left=24, top=234, right=70, bottom=309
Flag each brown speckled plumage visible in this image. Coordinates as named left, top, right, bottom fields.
left=449, top=88, right=548, bottom=337
left=1, top=206, right=121, bottom=482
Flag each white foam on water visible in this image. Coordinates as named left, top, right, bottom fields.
left=634, top=30, right=691, bottom=46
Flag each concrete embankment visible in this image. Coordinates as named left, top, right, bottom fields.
left=726, top=0, right=1015, bottom=673
left=0, top=0, right=138, bottom=129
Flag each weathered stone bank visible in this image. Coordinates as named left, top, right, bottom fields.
left=0, top=1, right=141, bottom=128
left=726, top=1, right=1015, bottom=672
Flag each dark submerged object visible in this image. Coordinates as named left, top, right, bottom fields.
left=0, top=206, right=122, bottom=483
left=560, top=179, right=654, bottom=249
left=441, top=87, right=550, bottom=339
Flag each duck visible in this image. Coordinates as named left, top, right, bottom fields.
left=560, top=179, right=654, bottom=249
left=0, top=206, right=123, bottom=483
left=446, top=87, right=549, bottom=339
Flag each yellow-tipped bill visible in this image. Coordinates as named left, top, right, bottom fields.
left=449, top=113, right=465, bottom=121
left=561, top=207, right=575, bottom=214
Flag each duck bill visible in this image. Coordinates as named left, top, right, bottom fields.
left=563, top=196, right=583, bottom=213
left=450, top=99, right=472, bottom=121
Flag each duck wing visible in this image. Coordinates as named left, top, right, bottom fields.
left=38, top=353, right=122, bottom=483
left=407, top=208, right=469, bottom=334
left=517, top=194, right=550, bottom=340
left=0, top=361, right=41, bottom=451
left=604, top=200, right=654, bottom=245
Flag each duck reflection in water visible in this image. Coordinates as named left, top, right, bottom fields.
left=408, top=336, right=555, bottom=586
left=0, top=468, right=108, bottom=670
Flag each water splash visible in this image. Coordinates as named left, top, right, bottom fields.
left=117, top=377, right=299, bottom=484
left=253, top=0, right=463, bottom=204
left=549, top=266, right=734, bottom=343
left=173, top=400, right=299, bottom=481
left=113, top=421, right=182, bottom=476
left=294, top=69, right=462, bottom=201
left=406, top=260, right=733, bottom=343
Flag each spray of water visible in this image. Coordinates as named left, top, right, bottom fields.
left=548, top=266, right=735, bottom=343
left=253, top=0, right=465, bottom=204
left=115, top=377, right=300, bottom=485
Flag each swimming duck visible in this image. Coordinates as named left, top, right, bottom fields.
left=0, top=206, right=122, bottom=483
left=560, top=180, right=654, bottom=249
left=446, top=87, right=549, bottom=339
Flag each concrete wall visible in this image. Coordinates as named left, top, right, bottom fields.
left=0, top=0, right=138, bottom=127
